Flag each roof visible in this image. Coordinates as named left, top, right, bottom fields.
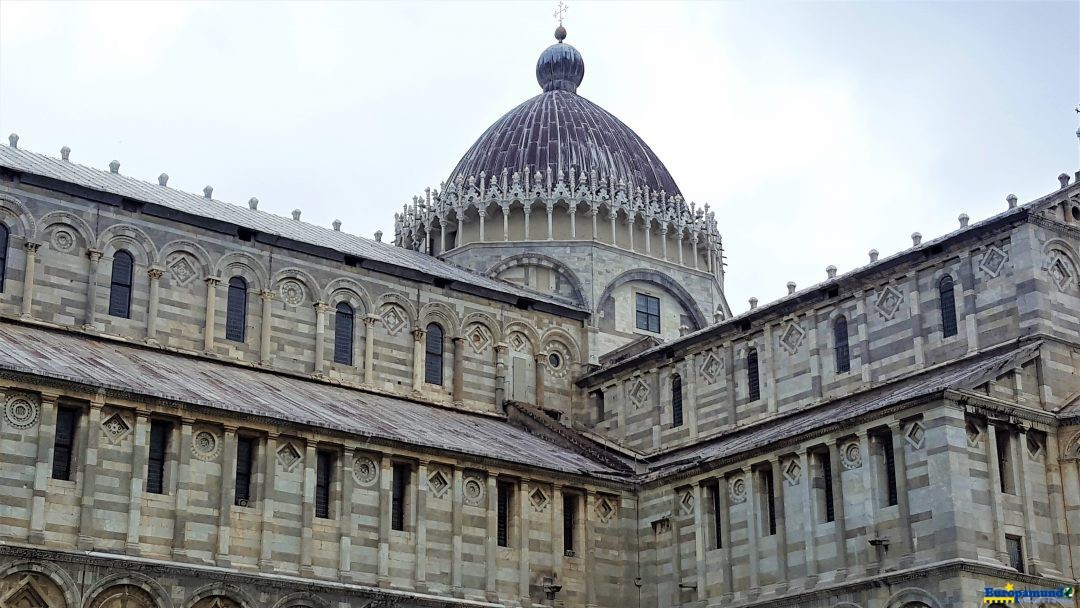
left=0, top=320, right=617, bottom=477
left=645, top=342, right=1041, bottom=481
left=0, top=145, right=586, bottom=315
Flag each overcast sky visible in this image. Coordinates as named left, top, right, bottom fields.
left=2, top=1, right=1077, bottom=312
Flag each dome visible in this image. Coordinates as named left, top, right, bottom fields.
left=446, top=29, right=682, bottom=197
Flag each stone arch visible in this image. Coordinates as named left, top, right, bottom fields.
left=884, top=588, right=943, bottom=608
left=39, top=211, right=95, bottom=253
left=541, top=327, right=582, bottom=362
left=323, top=278, right=371, bottom=314
left=96, top=223, right=158, bottom=266
left=0, top=193, right=37, bottom=241
left=460, top=312, right=501, bottom=344
left=214, top=252, right=267, bottom=291
left=418, top=301, right=461, bottom=337
left=271, top=267, right=322, bottom=308
left=486, top=253, right=589, bottom=308
left=597, top=268, right=707, bottom=330
left=185, top=583, right=256, bottom=608
left=504, top=320, right=540, bottom=351
left=270, top=593, right=332, bottom=608
left=85, top=573, right=172, bottom=608
left=375, top=292, right=417, bottom=323
left=1043, top=239, right=1080, bottom=291
left=375, top=291, right=417, bottom=336
left=159, top=239, right=213, bottom=282
left=0, top=560, right=80, bottom=608
left=832, top=604, right=863, bottom=608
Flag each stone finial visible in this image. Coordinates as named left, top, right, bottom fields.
left=679, top=323, right=691, bottom=336
left=332, top=219, right=342, bottom=231
left=203, top=185, right=213, bottom=199
left=749, top=297, right=758, bottom=310
left=1059, top=173, right=1071, bottom=189
left=7, top=133, right=17, bottom=148
left=248, top=197, right=259, bottom=210
left=869, top=249, right=879, bottom=263
left=958, top=213, right=969, bottom=227
left=911, top=232, right=922, bottom=246
left=60, top=146, right=70, bottom=161
left=826, top=265, right=837, bottom=279
left=713, top=307, right=725, bottom=323
left=375, top=230, right=384, bottom=242
left=786, top=281, right=797, bottom=295
left=1007, top=194, right=1018, bottom=209
left=292, top=209, right=301, bottom=221
left=158, top=173, right=169, bottom=186
left=109, top=160, right=120, bottom=174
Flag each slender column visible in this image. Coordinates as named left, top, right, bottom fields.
left=171, top=419, right=195, bottom=559
left=763, top=323, right=777, bottom=413
left=552, top=484, right=564, bottom=579
left=609, top=212, right=617, bottom=245
left=363, top=315, right=377, bottom=384
left=677, top=234, right=684, bottom=265
left=685, top=355, right=699, bottom=440
left=725, top=341, right=737, bottom=425
left=203, top=277, right=220, bottom=352
left=569, top=210, right=577, bottom=238
left=692, top=235, right=700, bottom=270
left=909, top=280, right=925, bottom=366
left=590, top=209, right=598, bottom=240
left=828, top=441, right=849, bottom=578
left=584, top=490, right=597, bottom=607
left=502, top=208, right=509, bottom=241
left=28, top=395, right=57, bottom=544
left=772, top=457, right=788, bottom=587
left=259, top=290, right=274, bottom=364
left=670, top=493, right=683, bottom=606
left=960, top=251, right=979, bottom=354
left=859, top=431, right=880, bottom=571
left=719, top=474, right=733, bottom=596
left=534, top=353, right=546, bottom=406
left=456, top=217, right=462, bottom=248
left=145, top=267, right=163, bottom=340
left=546, top=208, right=553, bottom=240
left=494, top=343, right=508, bottom=407
left=519, top=478, right=531, bottom=605
left=890, top=421, right=913, bottom=561
left=83, top=249, right=102, bottom=328
left=451, top=337, right=465, bottom=404
left=258, top=432, right=279, bottom=572
left=479, top=211, right=486, bottom=241
left=660, top=229, right=669, bottom=260
left=77, top=399, right=104, bottom=550
left=216, top=425, right=238, bottom=567
left=627, top=217, right=635, bottom=251
left=20, top=242, right=39, bottom=317
left=300, top=439, right=317, bottom=576
left=485, top=473, right=499, bottom=600
left=808, top=320, right=823, bottom=400
left=985, top=424, right=1010, bottom=565
left=415, top=459, right=429, bottom=590
left=1014, top=429, right=1040, bottom=574
left=801, top=448, right=818, bottom=582
left=855, top=290, right=871, bottom=383
left=441, top=221, right=447, bottom=252
left=412, top=326, right=426, bottom=392
left=125, top=412, right=150, bottom=555
left=523, top=209, right=531, bottom=240
left=1045, top=432, right=1070, bottom=575
left=377, top=454, right=393, bottom=586
left=693, top=483, right=706, bottom=600
left=644, top=225, right=652, bottom=254
left=746, top=468, right=759, bottom=590
left=312, top=301, right=328, bottom=373
left=451, top=466, right=464, bottom=595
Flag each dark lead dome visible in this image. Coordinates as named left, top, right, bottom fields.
left=446, top=29, right=682, bottom=196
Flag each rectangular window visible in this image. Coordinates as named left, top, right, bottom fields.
left=747, top=349, right=761, bottom=401
left=821, top=451, right=835, bottom=523
left=52, top=408, right=79, bottom=481
left=315, top=451, right=334, bottom=519
left=1006, top=534, right=1024, bottom=573
left=146, top=420, right=171, bottom=495
left=234, top=436, right=254, bottom=507
left=563, top=493, right=577, bottom=555
left=392, top=463, right=410, bottom=531
left=881, top=432, right=898, bottom=507
left=996, top=428, right=1014, bottom=494
left=497, top=482, right=513, bottom=547
left=711, top=482, right=723, bottom=549
left=635, top=293, right=661, bottom=333
left=592, top=390, right=605, bottom=422
left=761, top=469, right=777, bottom=536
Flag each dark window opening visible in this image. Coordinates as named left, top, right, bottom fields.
left=235, top=436, right=254, bottom=507
left=671, top=374, right=684, bottom=427
left=0, top=223, right=8, bottom=293
left=315, top=451, right=334, bottom=519
left=939, top=275, right=958, bottom=338
left=334, top=302, right=354, bottom=365
left=1006, top=535, right=1024, bottom=572
left=834, top=316, right=851, bottom=374
left=821, top=451, right=835, bottom=523
left=711, top=482, right=723, bottom=549
left=996, top=428, right=1014, bottom=494
left=225, top=276, right=247, bottom=342
left=592, top=390, right=605, bottom=422
left=52, top=408, right=79, bottom=481
left=747, top=349, right=760, bottom=401
left=497, top=482, right=513, bottom=547
left=392, top=463, right=410, bottom=531
left=146, top=420, right=171, bottom=495
left=108, top=249, right=134, bottom=318
left=424, top=323, right=444, bottom=385
left=563, top=493, right=577, bottom=555
left=881, top=432, right=898, bottom=506
left=762, top=469, right=777, bottom=536
left=635, top=293, right=661, bottom=333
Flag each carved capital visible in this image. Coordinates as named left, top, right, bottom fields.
left=313, top=301, right=330, bottom=313
left=87, top=249, right=103, bottom=262
left=259, top=289, right=274, bottom=301
left=23, top=241, right=40, bottom=253
left=205, top=276, right=222, bottom=287
left=362, top=314, right=379, bottom=327
left=411, top=327, right=426, bottom=341
left=147, top=267, right=165, bottom=280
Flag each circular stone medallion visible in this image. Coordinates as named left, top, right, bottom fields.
left=353, top=454, right=379, bottom=486
left=463, top=474, right=486, bottom=507
left=52, top=229, right=75, bottom=252
left=191, top=430, right=222, bottom=461
left=279, top=280, right=305, bottom=306
left=4, top=395, right=39, bottom=429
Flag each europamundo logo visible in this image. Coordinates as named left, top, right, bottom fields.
left=982, top=583, right=1074, bottom=603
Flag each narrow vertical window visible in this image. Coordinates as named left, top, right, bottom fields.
left=234, top=436, right=254, bottom=507
left=146, top=420, right=171, bottom=495
left=996, top=428, right=1014, bottom=494
left=821, top=451, right=835, bottom=523
left=747, top=349, right=760, bottom=401
left=711, top=482, right=723, bottom=549
left=592, top=390, right=605, bottom=422
left=671, top=374, right=684, bottom=427
left=225, top=276, right=247, bottom=342
left=762, top=468, right=777, bottom=536
left=939, top=275, right=958, bottom=337
left=497, top=482, right=513, bottom=547
left=108, top=249, right=134, bottom=318
left=833, top=316, right=851, bottom=373
left=333, top=302, right=354, bottom=365
left=0, top=223, right=8, bottom=293
left=563, top=493, right=577, bottom=555
left=635, top=293, right=661, bottom=333
left=881, top=432, right=898, bottom=506
left=424, top=323, right=444, bottom=385
left=52, top=408, right=78, bottom=481
left=1006, top=535, right=1024, bottom=573
left=392, top=463, right=410, bottom=531
left=315, top=450, right=334, bottom=519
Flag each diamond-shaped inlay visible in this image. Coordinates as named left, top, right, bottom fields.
left=905, top=421, right=926, bottom=449
left=700, top=351, right=723, bottom=384
left=1026, top=433, right=1044, bottom=459
left=629, top=377, right=650, bottom=408
left=380, top=305, right=406, bottom=335
left=784, top=458, right=802, bottom=485
left=466, top=324, right=492, bottom=354
left=101, top=413, right=132, bottom=444
left=595, top=496, right=616, bottom=522
left=1047, top=253, right=1075, bottom=291
left=778, top=321, right=806, bottom=355
left=979, top=245, right=1008, bottom=278
left=429, top=469, right=450, bottom=498
left=529, top=486, right=549, bottom=512
left=965, top=420, right=982, bottom=447
left=277, top=442, right=303, bottom=472
left=679, top=490, right=694, bottom=515
left=874, top=285, right=904, bottom=320
left=167, top=255, right=198, bottom=287
left=509, top=331, right=528, bottom=352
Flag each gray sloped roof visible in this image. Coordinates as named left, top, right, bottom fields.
left=0, top=321, right=614, bottom=476
left=0, top=145, right=586, bottom=314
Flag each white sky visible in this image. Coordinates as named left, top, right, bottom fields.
left=1, top=1, right=1077, bottom=311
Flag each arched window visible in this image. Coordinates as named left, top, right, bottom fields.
left=0, top=223, right=8, bottom=293
left=671, top=374, right=684, bottom=427
left=747, top=348, right=760, bottom=401
left=939, top=275, right=958, bottom=337
left=833, top=316, right=851, bottom=373
left=425, top=322, right=444, bottom=385
left=108, top=249, right=134, bottom=318
left=225, top=276, right=247, bottom=342
left=334, top=302, right=355, bottom=365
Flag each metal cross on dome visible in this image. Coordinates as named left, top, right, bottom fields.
left=554, top=1, right=568, bottom=26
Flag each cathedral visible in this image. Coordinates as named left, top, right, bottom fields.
left=0, top=23, right=1078, bottom=608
